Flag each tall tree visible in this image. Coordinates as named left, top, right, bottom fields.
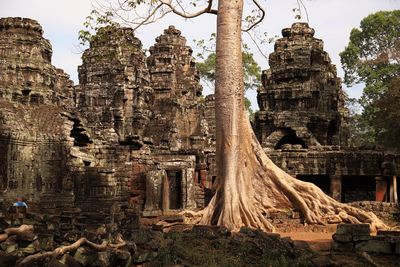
left=340, top=10, right=400, bottom=148
left=373, top=77, right=400, bottom=150
left=85, top=0, right=385, bottom=231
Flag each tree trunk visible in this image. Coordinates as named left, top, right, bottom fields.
left=198, top=0, right=386, bottom=232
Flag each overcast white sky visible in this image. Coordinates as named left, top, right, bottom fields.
left=1, top=0, right=399, bottom=110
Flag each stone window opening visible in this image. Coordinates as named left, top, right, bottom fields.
left=70, top=118, right=92, bottom=147
left=30, top=94, right=44, bottom=105
left=21, top=88, right=31, bottom=96
left=275, top=131, right=307, bottom=149
left=327, top=120, right=338, bottom=145
left=83, top=160, right=91, bottom=167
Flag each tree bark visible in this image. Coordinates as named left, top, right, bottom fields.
left=198, top=0, right=387, bottom=232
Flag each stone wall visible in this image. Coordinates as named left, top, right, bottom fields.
left=332, top=224, right=400, bottom=255
left=0, top=17, right=78, bottom=211
left=76, top=26, right=153, bottom=144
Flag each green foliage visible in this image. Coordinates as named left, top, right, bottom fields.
left=340, top=10, right=400, bottom=88
left=194, top=34, right=261, bottom=122
left=340, top=10, right=400, bottom=149
left=372, top=77, right=400, bottom=150
left=78, top=10, right=119, bottom=46
left=195, top=36, right=262, bottom=92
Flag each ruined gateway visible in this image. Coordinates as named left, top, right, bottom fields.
left=0, top=17, right=399, bottom=228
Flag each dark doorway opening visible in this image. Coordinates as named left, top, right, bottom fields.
left=342, top=175, right=375, bottom=203
left=296, top=175, right=330, bottom=194
left=166, top=170, right=182, bottom=210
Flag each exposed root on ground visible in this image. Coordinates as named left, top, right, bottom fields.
left=0, top=224, right=35, bottom=242
left=0, top=227, right=130, bottom=267
left=183, top=120, right=388, bottom=233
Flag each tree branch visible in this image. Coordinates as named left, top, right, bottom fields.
left=242, top=0, right=265, bottom=32
left=159, top=0, right=217, bottom=18
left=131, top=3, right=164, bottom=31
left=245, top=31, right=268, bottom=61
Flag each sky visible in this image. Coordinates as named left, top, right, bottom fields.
left=1, top=0, right=399, bottom=110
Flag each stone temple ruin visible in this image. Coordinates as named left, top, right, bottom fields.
left=255, top=23, right=400, bottom=204
left=0, top=18, right=398, bottom=229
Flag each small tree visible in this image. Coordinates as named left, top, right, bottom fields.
left=85, top=0, right=386, bottom=232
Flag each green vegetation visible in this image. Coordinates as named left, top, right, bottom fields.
left=195, top=37, right=261, bottom=122
left=145, top=228, right=312, bottom=267
left=340, top=10, right=400, bottom=149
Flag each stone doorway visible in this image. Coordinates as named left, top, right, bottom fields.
left=163, top=170, right=183, bottom=210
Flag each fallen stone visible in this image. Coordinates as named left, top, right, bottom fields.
left=0, top=235, right=17, bottom=251
left=19, top=240, right=41, bottom=254
left=311, top=255, right=337, bottom=267
left=38, top=235, right=55, bottom=251
left=74, top=247, right=98, bottom=266
left=355, top=240, right=392, bottom=254
left=336, top=224, right=370, bottom=236
left=192, top=225, right=230, bottom=239
left=94, top=251, right=111, bottom=267
left=331, top=242, right=353, bottom=252
left=332, top=233, right=352, bottom=243
left=5, top=243, right=18, bottom=253
left=377, top=230, right=400, bottom=237
left=352, top=235, right=371, bottom=242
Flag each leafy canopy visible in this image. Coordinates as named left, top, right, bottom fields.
left=340, top=10, right=400, bottom=148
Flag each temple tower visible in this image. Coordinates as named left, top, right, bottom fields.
left=77, top=26, right=153, bottom=144
left=146, top=26, right=206, bottom=151
left=256, top=23, right=349, bottom=151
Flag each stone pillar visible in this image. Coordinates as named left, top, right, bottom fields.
left=162, top=173, right=170, bottom=212
left=375, top=176, right=387, bottom=202
left=185, top=168, right=196, bottom=209
left=143, top=169, right=165, bottom=216
left=330, top=175, right=342, bottom=202
left=389, top=176, right=398, bottom=204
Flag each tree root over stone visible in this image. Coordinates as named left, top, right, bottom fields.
left=182, top=122, right=388, bottom=233
left=17, top=236, right=131, bottom=267
left=0, top=224, right=35, bottom=242
left=0, top=225, right=131, bottom=267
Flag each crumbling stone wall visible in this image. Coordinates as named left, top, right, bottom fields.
left=76, top=26, right=153, bottom=145
left=0, top=18, right=78, bottom=210
left=146, top=26, right=207, bottom=151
